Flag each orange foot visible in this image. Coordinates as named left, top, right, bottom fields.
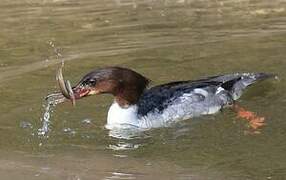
left=234, top=105, right=266, bottom=131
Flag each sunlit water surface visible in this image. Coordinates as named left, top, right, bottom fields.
left=0, top=0, right=286, bottom=179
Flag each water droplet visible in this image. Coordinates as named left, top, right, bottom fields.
left=20, top=121, right=33, bottom=129
left=82, top=118, right=92, bottom=124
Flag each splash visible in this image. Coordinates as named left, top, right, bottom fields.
left=38, top=99, right=56, bottom=136
left=37, top=40, right=64, bottom=137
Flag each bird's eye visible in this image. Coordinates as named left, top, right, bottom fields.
left=88, top=79, right=96, bottom=86
left=82, top=78, right=96, bottom=86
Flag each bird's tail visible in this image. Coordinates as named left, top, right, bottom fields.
left=226, top=73, right=275, bottom=100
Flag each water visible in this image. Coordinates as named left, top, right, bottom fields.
left=0, top=0, right=286, bottom=179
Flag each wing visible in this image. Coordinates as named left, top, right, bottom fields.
left=137, top=80, right=221, bottom=117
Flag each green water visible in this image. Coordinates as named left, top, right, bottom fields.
left=0, top=0, right=286, bottom=179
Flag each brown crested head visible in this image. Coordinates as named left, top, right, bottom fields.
left=72, top=67, right=150, bottom=107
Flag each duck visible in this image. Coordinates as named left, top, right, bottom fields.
left=50, top=66, right=274, bottom=130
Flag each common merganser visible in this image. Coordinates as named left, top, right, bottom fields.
left=51, top=66, right=274, bottom=130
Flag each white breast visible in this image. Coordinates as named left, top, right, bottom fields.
left=106, top=102, right=140, bottom=129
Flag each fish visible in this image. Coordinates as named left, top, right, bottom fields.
left=56, top=62, right=75, bottom=106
